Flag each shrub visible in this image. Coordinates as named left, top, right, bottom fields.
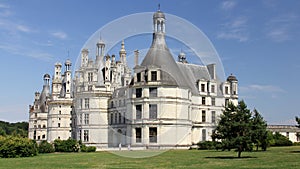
left=0, top=135, right=38, bottom=158
left=80, top=144, right=96, bottom=152
left=271, top=132, right=293, bottom=147
left=38, top=140, right=54, bottom=153
left=197, top=141, right=215, bottom=150
left=54, top=139, right=80, bottom=152
left=293, top=142, right=300, bottom=146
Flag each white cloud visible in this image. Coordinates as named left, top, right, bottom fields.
left=240, top=84, right=285, bottom=93
left=265, top=14, right=299, bottom=42
left=221, top=1, right=236, bottom=10
left=217, top=16, right=249, bottom=42
left=16, top=24, right=31, bottom=33
left=51, top=31, right=67, bottom=39
left=0, top=3, right=9, bottom=9
left=0, top=43, right=54, bottom=61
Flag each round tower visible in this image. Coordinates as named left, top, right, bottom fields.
left=227, top=74, right=238, bottom=96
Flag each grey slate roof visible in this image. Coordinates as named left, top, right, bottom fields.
left=177, top=62, right=211, bottom=94
left=141, top=33, right=192, bottom=91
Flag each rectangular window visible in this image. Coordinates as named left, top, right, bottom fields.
left=225, top=86, right=229, bottom=94
left=202, top=110, right=206, bottom=122
left=212, top=111, right=216, bottom=123
left=149, top=104, right=157, bottom=119
left=286, top=132, right=289, bottom=138
left=111, top=101, right=114, bottom=108
left=149, top=87, right=157, bottom=97
left=118, top=113, right=122, bottom=124
left=136, top=128, right=142, bottom=143
left=211, top=85, right=215, bottom=93
left=136, top=88, right=142, bottom=98
left=201, top=84, right=205, bottom=92
left=149, top=127, right=157, bottom=143
left=84, top=114, right=89, bottom=125
left=136, top=105, right=142, bottom=119
left=151, top=71, right=157, bottom=81
left=84, top=98, right=89, bottom=109
left=79, top=130, right=82, bottom=141
left=84, top=130, right=89, bottom=142
left=137, top=72, right=141, bottom=82
left=110, top=113, right=113, bottom=124
left=42, top=134, right=45, bottom=139
left=202, top=97, right=206, bottom=105
left=88, top=72, right=93, bottom=82
left=225, top=99, right=229, bottom=106
left=114, top=113, right=117, bottom=123
left=211, top=98, right=216, bottom=106
left=80, top=99, right=83, bottom=108
left=202, top=129, right=206, bottom=141
left=79, top=114, right=82, bottom=124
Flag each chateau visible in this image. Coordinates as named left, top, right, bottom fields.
left=28, top=10, right=238, bottom=150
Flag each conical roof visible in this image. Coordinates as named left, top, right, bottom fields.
left=141, top=11, right=191, bottom=89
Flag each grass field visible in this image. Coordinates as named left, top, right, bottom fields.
left=0, top=146, right=299, bottom=169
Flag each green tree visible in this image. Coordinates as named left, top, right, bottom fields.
left=212, top=100, right=253, bottom=158
left=38, top=140, right=54, bottom=153
left=296, top=116, right=300, bottom=126
left=251, top=109, right=268, bottom=151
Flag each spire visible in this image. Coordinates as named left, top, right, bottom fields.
left=97, top=34, right=105, bottom=57
left=121, top=40, right=125, bottom=50
left=119, top=40, right=127, bottom=64
left=158, top=4, right=160, bottom=11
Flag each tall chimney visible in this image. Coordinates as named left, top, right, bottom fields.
left=134, top=50, right=139, bottom=67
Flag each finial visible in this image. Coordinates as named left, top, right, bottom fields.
left=67, top=49, right=70, bottom=58
left=121, top=40, right=125, bottom=49
left=158, top=4, right=160, bottom=11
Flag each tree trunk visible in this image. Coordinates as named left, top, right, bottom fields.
left=238, top=145, right=242, bottom=158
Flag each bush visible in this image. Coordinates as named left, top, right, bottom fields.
left=53, top=139, right=80, bottom=152
left=271, top=132, right=293, bottom=147
left=197, top=141, right=215, bottom=150
left=80, top=144, right=96, bottom=152
left=0, top=135, right=38, bottom=158
left=38, top=140, right=54, bottom=153
left=293, top=142, right=300, bottom=146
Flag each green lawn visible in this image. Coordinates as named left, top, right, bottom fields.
left=0, top=146, right=300, bottom=169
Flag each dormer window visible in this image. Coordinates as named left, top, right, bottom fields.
left=151, top=71, right=157, bottom=81
left=225, top=86, right=229, bottom=94
left=211, top=85, right=215, bottom=93
left=88, top=72, right=93, bottom=82
left=201, top=84, right=205, bottom=92
left=137, top=73, right=141, bottom=82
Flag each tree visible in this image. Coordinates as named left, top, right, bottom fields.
left=296, top=116, right=300, bottom=127
left=251, top=109, right=268, bottom=151
left=212, top=100, right=253, bottom=158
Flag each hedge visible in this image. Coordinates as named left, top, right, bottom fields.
left=0, top=135, right=38, bottom=158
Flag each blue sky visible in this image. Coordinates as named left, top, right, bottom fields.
left=0, top=0, right=299, bottom=124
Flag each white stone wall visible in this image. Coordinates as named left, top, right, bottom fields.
left=47, top=100, right=72, bottom=142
